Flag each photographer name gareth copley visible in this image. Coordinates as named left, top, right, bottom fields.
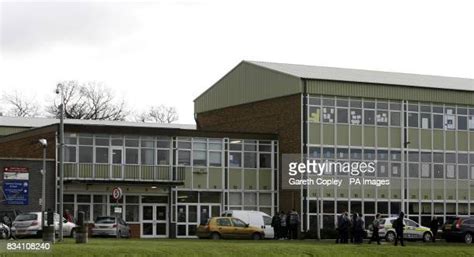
left=287, top=160, right=390, bottom=187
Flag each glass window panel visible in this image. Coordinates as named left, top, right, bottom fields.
left=433, top=114, right=444, bottom=129
left=390, top=112, right=401, bottom=126
left=376, top=102, right=388, bottom=109
left=421, top=163, right=431, bottom=178
left=209, top=152, right=222, bottom=167
left=259, top=153, right=272, bottom=168
left=408, top=113, right=418, bottom=127
left=111, top=138, right=123, bottom=146
left=350, top=149, right=362, bottom=160
left=79, top=146, right=93, bottom=163
left=433, top=152, right=444, bottom=163
left=458, top=153, right=468, bottom=164
left=309, top=97, right=321, bottom=105
left=409, top=163, right=419, bottom=178
left=79, top=137, right=93, bottom=145
left=377, top=150, right=388, bottom=160
left=229, top=152, right=242, bottom=167
left=141, top=148, right=154, bottom=165
left=390, top=151, right=401, bottom=161
left=244, top=152, right=257, bottom=168
left=420, top=105, right=431, bottom=112
left=95, top=138, right=109, bottom=146
left=420, top=113, right=431, bottom=129
left=309, top=147, right=321, bottom=159
left=309, top=106, right=320, bottom=122
left=337, top=108, right=348, bottom=123
left=432, top=106, right=443, bottom=113
left=65, top=135, right=77, bottom=144
left=229, top=140, right=242, bottom=150
left=141, top=138, right=154, bottom=148
left=95, top=147, right=109, bottom=164
left=391, top=163, right=401, bottom=177
left=193, top=150, right=207, bottom=166
left=408, top=152, right=419, bottom=162
left=376, top=110, right=388, bottom=126
left=350, top=108, right=362, bottom=125
left=336, top=148, right=349, bottom=159
left=157, top=140, right=171, bottom=148
left=178, top=141, right=191, bottom=149
left=408, top=104, right=418, bottom=112
left=363, top=101, right=375, bottom=109
left=125, top=148, right=139, bottom=164
left=364, top=110, right=375, bottom=125
left=65, top=146, right=77, bottom=162
left=323, top=148, right=335, bottom=159
left=350, top=99, right=362, bottom=108
left=322, top=107, right=335, bottom=123
left=446, top=164, right=455, bottom=178
left=178, top=150, right=191, bottom=165
left=434, top=164, right=443, bottom=178
left=459, top=165, right=468, bottom=179
left=389, top=102, right=401, bottom=110
left=421, top=152, right=431, bottom=162
left=458, top=116, right=467, bottom=130
left=445, top=153, right=456, bottom=163
left=125, top=139, right=139, bottom=147
left=157, top=150, right=170, bottom=165
left=322, top=98, right=335, bottom=106
left=193, top=142, right=207, bottom=150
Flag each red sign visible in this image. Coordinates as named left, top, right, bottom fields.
left=4, top=167, right=29, bottom=173
left=112, top=187, right=123, bottom=201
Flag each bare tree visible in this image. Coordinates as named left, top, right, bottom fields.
left=137, top=105, right=179, bottom=123
left=1, top=90, right=40, bottom=117
left=47, top=81, right=128, bottom=120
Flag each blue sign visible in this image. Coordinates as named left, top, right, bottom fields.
left=3, top=180, right=29, bottom=205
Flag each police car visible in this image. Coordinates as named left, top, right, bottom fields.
left=367, top=217, right=433, bottom=242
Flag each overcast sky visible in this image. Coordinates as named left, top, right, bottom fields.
left=1, top=0, right=473, bottom=124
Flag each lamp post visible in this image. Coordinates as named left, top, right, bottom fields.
left=56, top=83, right=65, bottom=241
left=38, top=139, right=47, bottom=241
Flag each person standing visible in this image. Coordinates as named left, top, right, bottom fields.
left=279, top=211, right=287, bottom=240
left=368, top=213, right=381, bottom=245
left=288, top=209, right=300, bottom=240
left=340, top=212, right=350, bottom=243
left=271, top=213, right=281, bottom=239
left=336, top=211, right=344, bottom=244
left=350, top=213, right=357, bottom=243
left=430, top=216, right=439, bottom=243
left=394, top=212, right=406, bottom=246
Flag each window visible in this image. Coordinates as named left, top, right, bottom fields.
left=259, top=153, right=272, bottom=168
left=433, top=114, right=443, bottom=129
left=376, top=110, right=388, bottom=126
left=309, top=107, right=320, bottom=122
left=350, top=149, right=362, bottom=160
left=434, top=164, right=443, bottom=178
left=446, top=164, right=455, bottom=179
left=336, top=148, right=349, bottom=159
left=420, top=113, right=431, bottom=129
left=95, top=137, right=109, bottom=146
left=350, top=108, right=362, bottom=125
left=390, top=112, right=401, bottom=126
left=458, top=116, right=467, bottom=130
left=178, top=151, right=191, bottom=166
left=229, top=152, right=242, bottom=167
left=337, top=108, right=348, bottom=123
left=421, top=163, right=431, bottom=178
left=364, top=110, right=375, bottom=125
left=217, top=218, right=231, bottom=226
left=79, top=146, right=93, bottom=163
left=244, top=152, right=257, bottom=168
left=209, top=152, right=222, bottom=167
left=125, top=138, right=139, bottom=147
left=157, top=150, right=169, bottom=165
left=409, top=163, right=419, bottom=178
left=95, top=147, right=109, bottom=164
left=408, top=113, right=418, bottom=127
left=193, top=150, right=207, bottom=166
left=232, top=218, right=246, bottom=227
left=322, top=107, right=335, bottom=123
left=157, top=138, right=171, bottom=148
left=141, top=148, right=154, bottom=165
left=459, top=165, right=468, bottom=179
left=391, top=163, right=401, bottom=177
left=125, top=149, right=138, bottom=164
left=65, top=146, right=77, bottom=162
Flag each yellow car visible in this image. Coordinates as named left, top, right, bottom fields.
left=196, top=217, right=264, bottom=240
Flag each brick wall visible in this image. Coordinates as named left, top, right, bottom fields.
left=0, top=130, right=56, bottom=159
left=196, top=94, right=302, bottom=212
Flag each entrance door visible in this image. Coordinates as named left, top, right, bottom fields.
left=141, top=204, right=168, bottom=238
left=177, top=204, right=221, bottom=238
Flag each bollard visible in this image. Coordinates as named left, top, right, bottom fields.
left=75, top=211, right=88, bottom=243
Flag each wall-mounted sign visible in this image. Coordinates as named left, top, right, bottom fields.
left=3, top=180, right=29, bottom=205
left=3, top=167, right=29, bottom=180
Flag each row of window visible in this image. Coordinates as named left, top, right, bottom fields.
left=308, top=96, right=474, bottom=130
left=309, top=147, right=474, bottom=163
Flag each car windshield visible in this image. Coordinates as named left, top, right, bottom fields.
left=15, top=214, right=37, bottom=221
left=95, top=217, right=115, bottom=224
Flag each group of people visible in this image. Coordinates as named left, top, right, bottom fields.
left=271, top=209, right=300, bottom=240
left=336, top=212, right=366, bottom=244
left=339, top=211, right=441, bottom=246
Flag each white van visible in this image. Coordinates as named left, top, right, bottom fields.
left=221, top=210, right=274, bottom=239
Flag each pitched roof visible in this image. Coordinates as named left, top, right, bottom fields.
left=247, top=61, right=474, bottom=92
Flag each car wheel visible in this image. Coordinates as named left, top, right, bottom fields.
left=464, top=233, right=472, bottom=244
left=252, top=233, right=262, bottom=240
left=211, top=232, right=221, bottom=240
left=70, top=229, right=76, bottom=238
left=423, top=232, right=432, bottom=242
left=385, top=231, right=396, bottom=242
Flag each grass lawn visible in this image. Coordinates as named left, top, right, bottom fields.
left=1, top=238, right=473, bottom=257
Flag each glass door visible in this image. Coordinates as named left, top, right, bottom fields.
left=141, top=204, right=168, bottom=238
left=111, top=147, right=123, bottom=179
left=177, top=204, right=221, bottom=238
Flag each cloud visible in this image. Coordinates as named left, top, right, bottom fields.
left=0, top=1, right=142, bottom=54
